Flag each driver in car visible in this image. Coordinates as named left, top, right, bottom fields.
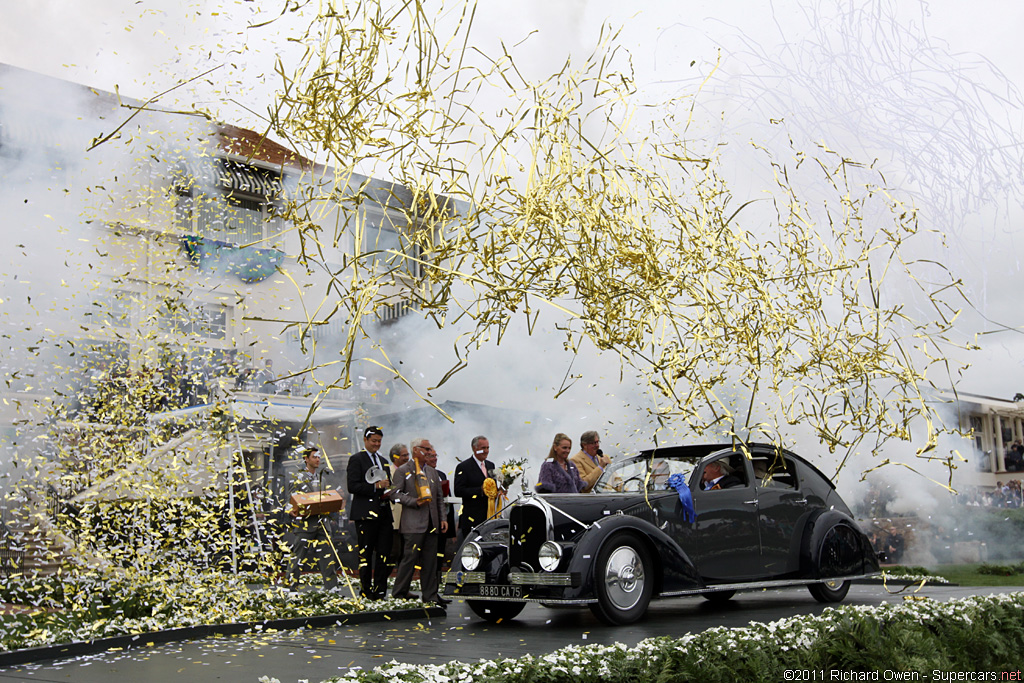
left=701, top=460, right=742, bottom=490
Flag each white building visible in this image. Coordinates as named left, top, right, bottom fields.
left=0, top=62, right=443, bottom=485
left=952, top=391, right=1024, bottom=483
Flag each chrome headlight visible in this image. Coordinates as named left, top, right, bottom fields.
left=538, top=541, right=563, bottom=572
left=460, top=541, right=482, bottom=571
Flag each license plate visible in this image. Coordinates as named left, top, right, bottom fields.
left=478, top=584, right=523, bottom=599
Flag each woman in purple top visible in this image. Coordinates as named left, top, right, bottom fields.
left=536, top=433, right=585, bottom=493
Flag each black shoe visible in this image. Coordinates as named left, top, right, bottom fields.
left=431, top=596, right=451, bottom=607
left=393, top=592, right=419, bottom=600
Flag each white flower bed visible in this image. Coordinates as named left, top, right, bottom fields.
left=249, top=592, right=1023, bottom=683
left=0, top=570, right=422, bottom=653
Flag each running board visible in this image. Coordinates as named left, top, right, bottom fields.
left=455, top=573, right=878, bottom=605
left=659, top=573, right=878, bottom=599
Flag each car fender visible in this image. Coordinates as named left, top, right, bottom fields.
left=462, top=518, right=508, bottom=546
left=566, top=514, right=703, bottom=595
left=800, top=509, right=880, bottom=578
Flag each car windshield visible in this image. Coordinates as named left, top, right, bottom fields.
left=593, top=455, right=700, bottom=493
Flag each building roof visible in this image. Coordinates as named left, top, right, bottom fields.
left=949, top=391, right=1024, bottom=411
left=216, top=122, right=312, bottom=170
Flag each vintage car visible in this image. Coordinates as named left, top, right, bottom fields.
left=443, top=443, right=879, bottom=625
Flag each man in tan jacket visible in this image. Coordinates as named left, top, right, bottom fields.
left=570, top=430, right=612, bottom=493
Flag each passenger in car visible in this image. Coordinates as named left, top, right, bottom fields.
left=649, top=459, right=671, bottom=489
left=536, top=433, right=585, bottom=493
left=571, top=430, right=611, bottom=492
left=701, top=460, right=743, bottom=490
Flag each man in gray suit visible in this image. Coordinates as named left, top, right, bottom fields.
left=390, top=437, right=449, bottom=606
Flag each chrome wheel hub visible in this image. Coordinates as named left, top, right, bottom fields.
left=603, top=546, right=645, bottom=610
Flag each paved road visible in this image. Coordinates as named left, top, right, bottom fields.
left=0, top=584, right=1020, bottom=683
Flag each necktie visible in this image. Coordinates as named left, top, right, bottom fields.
left=479, top=459, right=488, bottom=477
left=372, top=452, right=391, bottom=482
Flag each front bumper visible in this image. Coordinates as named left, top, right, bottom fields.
left=443, top=570, right=591, bottom=603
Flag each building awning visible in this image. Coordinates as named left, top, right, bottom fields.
left=172, top=157, right=283, bottom=198
left=180, top=235, right=283, bottom=283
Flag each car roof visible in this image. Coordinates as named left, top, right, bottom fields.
left=637, top=443, right=738, bottom=461
left=635, top=442, right=837, bottom=491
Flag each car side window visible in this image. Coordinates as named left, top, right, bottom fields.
left=751, top=454, right=798, bottom=489
left=696, top=457, right=747, bottom=491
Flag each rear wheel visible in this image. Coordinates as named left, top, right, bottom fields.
left=467, top=599, right=526, bottom=623
left=808, top=523, right=858, bottom=603
left=808, top=578, right=850, bottom=603
left=589, top=533, right=653, bottom=625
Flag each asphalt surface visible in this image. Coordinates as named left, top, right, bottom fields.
left=0, top=583, right=1020, bottom=683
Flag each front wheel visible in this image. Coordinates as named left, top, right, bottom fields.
left=808, top=578, right=850, bottom=603
left=589, top=533, right=653, bottom=625
left=467, top=599, right=526, bottom=623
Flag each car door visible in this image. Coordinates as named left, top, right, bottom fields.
left=750, top=449, right=808, bottom=577
left=690, top=455, right=762, bottom=582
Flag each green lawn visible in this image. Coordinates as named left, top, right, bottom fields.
left=893, top=561, right=1024, bottom=586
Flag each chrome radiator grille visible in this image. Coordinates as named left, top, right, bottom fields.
left=509, top=503, right=547, bottom=572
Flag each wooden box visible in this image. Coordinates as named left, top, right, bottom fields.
left=290, top=489, right=345, bottom=515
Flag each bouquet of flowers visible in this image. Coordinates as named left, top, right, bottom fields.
left=497, top=458, right=527, bottom=491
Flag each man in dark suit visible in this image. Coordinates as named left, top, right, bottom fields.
left=453, top=435, right=497, bottom=541
left=346, top=426, right=393, bottom=599
left=701, top=460, right=743, bottom=491
left=390, top=438, right=448, bottom=606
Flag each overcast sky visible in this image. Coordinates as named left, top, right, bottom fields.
left=1, top=0, right=1022, bottom=402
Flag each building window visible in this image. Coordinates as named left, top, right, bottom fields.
left=176, top=192, right=281, bottom=247
left=174, top=158, right=283, bottom=247
left=970, top=415, right=984, bottom=451
left=359, top=206, right=422, bottom=278
left=157, top=299, right=230, bottom=341
left=84, top=290, right=136, bottom=331
left=1002, top=422, right=1014, bottom=445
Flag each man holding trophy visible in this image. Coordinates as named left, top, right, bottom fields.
left=346, top=426, right=394, bottom=600
left=389, top=437, right=448, bottom=606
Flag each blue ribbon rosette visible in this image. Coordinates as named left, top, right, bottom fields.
left=667, top=473, right=696, bottom=523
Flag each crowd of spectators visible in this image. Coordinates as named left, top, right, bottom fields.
left=868, top=527, right=907, bottom=564
left=959, top=480, right=1023, bottom=508
left=1004, top=439, right=1024, bottom=472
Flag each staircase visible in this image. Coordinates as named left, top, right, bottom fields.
left=0, top=494, right=78, bottom=577
left=1, top=520, right=65, bottom=576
